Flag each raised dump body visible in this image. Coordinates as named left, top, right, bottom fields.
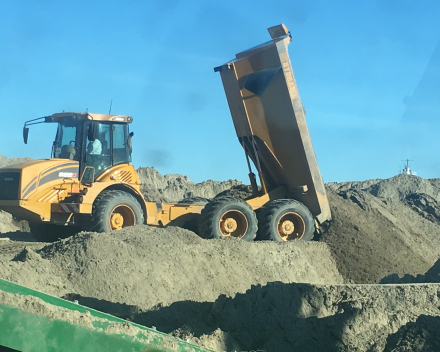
left=215, top=24, right=331, bottom=224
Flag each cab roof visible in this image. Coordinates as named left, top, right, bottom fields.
left=46, top=112, right=133, bottom=124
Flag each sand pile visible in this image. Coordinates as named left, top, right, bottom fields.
left=137, top=282, right=440, bottom=352
left=0, top=211, right=28, bottom=234
left=381, top=257, right=440, bottom=284
left=0, top=225, right=342, bottom=311
left=137, top=167, right=242, bottom=202
left=2, top=152, right=440, bottom=351
left=0, top=154, right=32, bottom=168
left=322, top=174, right=440, bottom=283
left=383, top=314, right=440, bottom=352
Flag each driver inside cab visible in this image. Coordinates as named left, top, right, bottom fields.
left=87, top=138, right=102, bottom=155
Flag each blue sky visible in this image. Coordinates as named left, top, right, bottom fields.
left=1, top=0, right=439, bottom=183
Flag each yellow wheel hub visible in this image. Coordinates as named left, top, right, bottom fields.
left=110, top=213, right=124, bottom=230
left=109, top=205, right=136, bottom=231
left=279, top=220, right=294, bottom=235
left=277, top=212, right=305, bottom=241
left=222, top=218, right=238, bottom=233
left=219, top=210, right=248, bottom=238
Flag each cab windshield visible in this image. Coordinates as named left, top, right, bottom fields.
left=53, top=117, right=132, bottom=178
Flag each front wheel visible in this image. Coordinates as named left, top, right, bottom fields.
left=256, top=199, right=315, bottom=241
left=198, top=196, right=257, bottom=241
left=82, top=190, right=144, bottom=233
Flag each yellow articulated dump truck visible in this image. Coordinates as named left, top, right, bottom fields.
left=0, top=24, right=330, bottom=243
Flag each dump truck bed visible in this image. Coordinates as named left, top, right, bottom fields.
left=215, top=24, right=331, bottom=224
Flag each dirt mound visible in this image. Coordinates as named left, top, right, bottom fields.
left=403, top=192, right=440, bottom=224
left=321, top=174, right=440, bottom=284
left=328, top=174, right=440, bottom=202
left=383, top=315, right=440, bottom=352
left=137, top=167, right=242, bottom=202
left=381, top=257, right=440, bottom=284
left=3, top=152, right=440, bottom=351
left=134, top=282, right=440, bottom=352
left=0, top=225, right=342, bottom=311
left=0, top=211, right=27, bottom=234
left=0, top=154, right=32, bottom=168
left=214, top=184, right=254, bottom=200
left=202, top=174, right=440, bottom=286
left=364, top=175, right=440, bottom=201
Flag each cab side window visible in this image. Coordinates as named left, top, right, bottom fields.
left=113, top=124, right=131, bottom=165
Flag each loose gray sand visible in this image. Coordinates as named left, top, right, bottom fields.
left=0, top=226, right=343, bottom=309
left=1, top=156, right=440, bottom=351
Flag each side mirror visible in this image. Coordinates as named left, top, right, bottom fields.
left=127, top=131, right=134, bottom=154
left=23, top=127, right=29, bottom=144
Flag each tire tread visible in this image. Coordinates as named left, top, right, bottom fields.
left=256, top=199, right=314, bottom=241
left=81, top=190, right=144, bottom=233
left=199, top=196, right=257, bottom=241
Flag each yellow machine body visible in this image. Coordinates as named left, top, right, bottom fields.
left=0, top=158, right=202, bottom=227
left=0, top=112, right=203, bottom=230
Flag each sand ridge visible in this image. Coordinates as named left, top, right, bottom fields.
left=1, top=158, right=440, bottom=351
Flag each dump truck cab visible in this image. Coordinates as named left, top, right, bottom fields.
left=0, top=112, right=148, bottom=241
left=24, top=112, right=134, bottom=182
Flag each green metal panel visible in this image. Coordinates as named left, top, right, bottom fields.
left=0, top=278, right=214, bottom=352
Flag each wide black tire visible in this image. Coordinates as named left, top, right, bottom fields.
left=198, top=196, right=257, bottom=241
left=29, top=222, right=81, bottom=242
left=82, top=190, right=144, bottom=233
left=256, top=199, right=315, bottom=241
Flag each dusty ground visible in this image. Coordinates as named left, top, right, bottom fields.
left=1, top=156, right=440, bottom=351
left=0, top=227, right=342, bottom=309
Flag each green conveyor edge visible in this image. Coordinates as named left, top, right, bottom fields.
left=0, top=278, right=215, bottom=352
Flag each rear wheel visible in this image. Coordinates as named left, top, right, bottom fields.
left=82, top=190, right=144, bottom=233
left=29, top=223, right=81, bottom=242
left=199, top=196, right=257, bottom=241
left=256, top=199, right=314, bottom=241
